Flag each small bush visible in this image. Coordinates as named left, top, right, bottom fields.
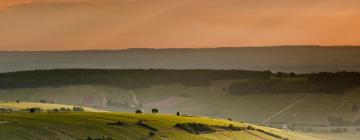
left=52, top=108, right=59, bottom=112
left=135, top=109, right=143, bottom=114
left=73, top=107, right=85, bottom=112
left=151, top=108, right=159, bottom=114
left=22, top=107, right=42, bottom=113
left=0, top=108, right=12, bottom=113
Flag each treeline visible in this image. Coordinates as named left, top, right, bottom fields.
left=0, top=69, right=359, bottom=94
left=0, top=69, right=270, bottom=89
left=228, top=71, right=360, bottom=94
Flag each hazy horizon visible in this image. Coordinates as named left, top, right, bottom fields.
left=1, top=47, right=359, bottom=73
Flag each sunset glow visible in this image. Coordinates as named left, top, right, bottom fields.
left=1, top=0, right=360, bottom=51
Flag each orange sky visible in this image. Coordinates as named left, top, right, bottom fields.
left=0, top=0, right=360, bottom=51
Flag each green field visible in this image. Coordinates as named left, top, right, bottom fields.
left=0, top=111, right=320, bottom=140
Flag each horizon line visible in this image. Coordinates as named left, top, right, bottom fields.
left=1, top=45, right=360, bottom=52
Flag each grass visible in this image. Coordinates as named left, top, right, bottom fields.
left=0, top=111, right=321, bottom=140
left=0, top=102, right=104, bottom=112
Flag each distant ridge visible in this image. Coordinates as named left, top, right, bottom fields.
left=0, top=46, right=359, bottom=73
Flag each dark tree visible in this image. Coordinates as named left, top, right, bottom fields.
left=177, top=112, right=180, bottom=116
left=29, top=108, right=36, bottom=113
left=16, top=100, right=20, bottom=103
left=151, top=108, right=159, bottom=114
left=135, top=109, right=143, bottom=114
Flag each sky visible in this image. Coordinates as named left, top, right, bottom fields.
left=0, top=0, right=359, bottom=51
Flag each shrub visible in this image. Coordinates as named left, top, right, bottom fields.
left=0, top=108, right=12, bottom=113
left=60, top=107, right=66, bottom=112
left=60, top=107, right=72, bottom=112
left=135, top=109, right=143, bottom=114
left=151, top=108, right=159, bottom=114
left=72, top=107, right=85, bottom=112
left=30, top=108, right=37, bottom=113
left=22, top=107, right=42, bottom=113
left=52, top=108, right=59, bottom=112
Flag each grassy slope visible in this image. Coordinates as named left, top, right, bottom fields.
left=0, top=112, right=320, bottom=140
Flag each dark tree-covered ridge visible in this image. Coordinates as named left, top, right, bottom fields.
left=0, top=69, right=359, bottom=94
left=0, top=69, right=270, bottom=89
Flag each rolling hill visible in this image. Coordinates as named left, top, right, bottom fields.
left=1, top=69, right=360, bottom=140
left=0, top=102, right=320, bottom=140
